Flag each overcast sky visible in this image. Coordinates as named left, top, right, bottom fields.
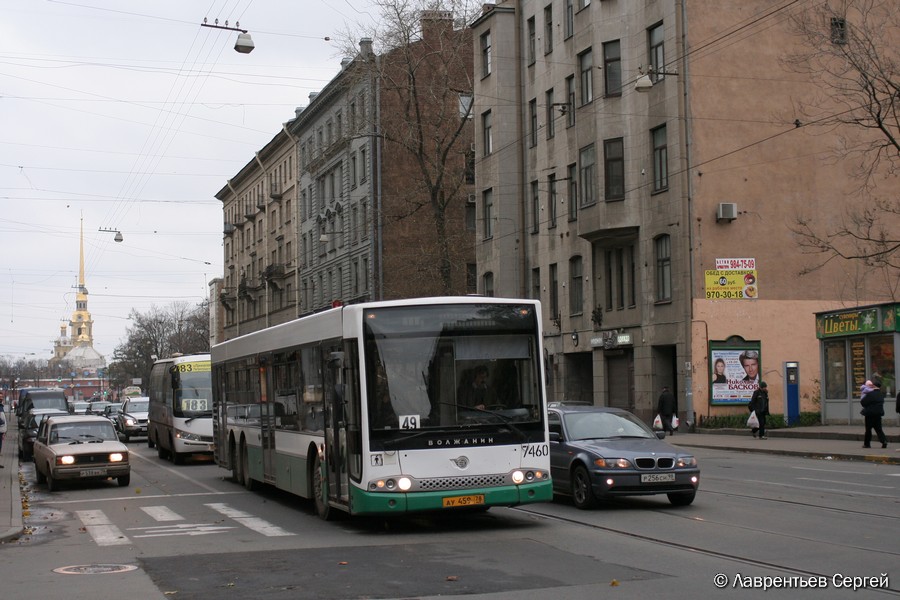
left=1, top=0, right=379, bottom=361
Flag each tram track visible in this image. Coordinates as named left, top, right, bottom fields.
left=512, top=504, right=900, bottom=595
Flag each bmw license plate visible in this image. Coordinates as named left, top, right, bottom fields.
left=80, top=468, right=107, bottom=477
left=442, top=494, right=485, bottom=508
left=641, top=472, right=675, bottom=483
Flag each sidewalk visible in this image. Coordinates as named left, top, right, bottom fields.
left=0, top=410, right=897, bottom=544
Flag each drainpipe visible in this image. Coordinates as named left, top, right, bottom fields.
left=253, top=152, right=270, bottom=328
left=282, top=123, right=302, bottom=318
left=679, top=0, right=696, bottom=428
left=225, top=179, right=240, bottom=338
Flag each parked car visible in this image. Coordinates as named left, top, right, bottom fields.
left=115, top=397, right=150, bottom=441
left=18, top=408, right=69, bottom=461
left=32, top=415, right=130, bottom=491
left=16, top=389, right=68, bottom=429
left=548, top=404, right=700, bottom=509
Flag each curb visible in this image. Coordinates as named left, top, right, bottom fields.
left=675, top=441, right=900, bottom=465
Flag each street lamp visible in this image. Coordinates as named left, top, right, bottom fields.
left=201, top=18, right=255, bottom=54
left=99, top=227, right=123, bottom=242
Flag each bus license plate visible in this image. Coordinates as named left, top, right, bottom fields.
left=442, top=494, right=485, bottom=508
left=80, top=468, right=107, bottom=477
left=641, top=473, right=675, bottom=483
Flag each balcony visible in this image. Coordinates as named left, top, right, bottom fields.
left=263, top=264, right=286, bottom=280
left=223, top=223, right=236, bottom=236
left=270, top=181, right=282, bottom=201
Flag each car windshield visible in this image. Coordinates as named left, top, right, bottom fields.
left=51, top=422, right=119, bottom=443
left=563, top=411, right=655, bottom=441
left=126, top=401, right=149, bottom=413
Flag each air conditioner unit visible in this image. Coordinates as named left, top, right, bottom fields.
left=467, top=194, right=476, bottom=205
left=716, top=202, right=738, bottom=222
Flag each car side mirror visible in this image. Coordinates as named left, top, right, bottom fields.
left=549, top=431, right=561, bottom=442
left=656, top=431, right=667, bottom=440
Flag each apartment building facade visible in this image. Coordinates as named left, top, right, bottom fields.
left=216, top=13, right=476, bottom=343
left=472, top=0, right=898, bottom=424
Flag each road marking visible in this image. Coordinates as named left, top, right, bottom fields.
left=141, top=506, right=184, bottom=521
left=205, top=503, right=295, bottom=537
left=75, top=510, right=131, bottom=546
left=129, top=523, right=236, bottom=538
left=796, top=477, right=894, bottom=490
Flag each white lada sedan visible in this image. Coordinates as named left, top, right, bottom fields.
left=32, top=415, right=131, bottom=491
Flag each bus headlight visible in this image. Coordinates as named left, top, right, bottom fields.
left=175, top=429, right=203, bottom=441
left=368, top=476, right=414, bottom=492
left=512, top=470, right=525, bottom=484
left=398, top=477, right=412, bottom=491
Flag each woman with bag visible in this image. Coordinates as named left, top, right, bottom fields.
left=0, top=408, right=6, bottom=467
left=747, top=381, right=770, bottom=439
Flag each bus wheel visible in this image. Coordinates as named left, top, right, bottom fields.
left=241, top=443, right=257, bottom=491
left=229, top=439, right=240, bottom=483
left=312, top=454, right=333, bottom=521
left=157, top=440, right=167, bottom=460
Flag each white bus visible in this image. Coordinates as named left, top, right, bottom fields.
left=211, top=297, right=552, bottom=519
left=147, top=353, right=214, bottom=464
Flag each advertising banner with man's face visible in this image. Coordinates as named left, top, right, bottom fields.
left=710, top=348, right=761, bottom=405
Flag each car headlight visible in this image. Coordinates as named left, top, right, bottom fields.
left=109, top=453, right=126, bottom=462
left=676, top=456, right=697, bottom=468
left=175, top=429, right=202, bottom=441
left=594, top=457, right=632, bottom=469
left=58, top=455, right=76, bottom=465
left=125, top=418, right=136, bottom=426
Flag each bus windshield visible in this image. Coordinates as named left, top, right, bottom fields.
left=364, top=304, right=544, bottom=436
left=175, top=368, right=213, bottom=417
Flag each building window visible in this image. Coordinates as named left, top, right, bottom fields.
left=360, top=147, right=367, bottom=182
left=652, top=125, right=668, bottom=192
left=604, top=137, right=624, bottom=200
left=579, top=0, right=591, bottom=8
left=567, top=163, right=578, bottom=220
left=648, top=22, right=665, bottom=83
left=579, top=48, right=593, bottom=105
left=830, top=17, right=847, bottom=44
left=482, top=188, right=494, bottom=239
left=545, top=88, right=555, bottom=139
left=531, top=267, right=541, bottom=301
left=603, top=40, right=621, bottom=96
left=548, top=174, right=558, bottom=228
left=466, top=264, right=477, bottom=294
left=529, top=98, right=538, bottom=147
left=579, top=144, right=596, bottom=206
left=603, top=244, right=636, bottom=311
left=569, top=256, right=583, bottom=315
left=527, top=17, right=536, bottom=65
left=544, top=5, right=554, bottom=54
left=466, top=201, right=476, bottom=231
left=655, top=234, right=672, bottom=302
left=564, top=0, right=574, bottom=39
left=482, top=110, right=493, bottom=156
left=549, top=263, right=559, bottom=320
left=483, top=272, right=494, bottom=297
left=458, top=93, right=473, bottom=119
left=465, top=148, right=475, bottom=183
left=480, top=31, right=492, bottom=77
left=565, top=75, right=576, bottom=127
left=531, top=180, right=540, bottom=233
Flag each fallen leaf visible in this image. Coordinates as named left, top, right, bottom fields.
left=446, top=576, right=459, bottom=582
left=610, top=579, right=619, bottom=587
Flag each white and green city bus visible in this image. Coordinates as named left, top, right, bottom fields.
left=147, top=353, right=214, bottom=464
left=211, top=297, right=552, bottom=519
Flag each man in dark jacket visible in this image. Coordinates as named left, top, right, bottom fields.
left=656, top=386, right=677, bottom=435
left=748, top=381, right=770, bottom=439
left=860, top=377, right=888, bottom=449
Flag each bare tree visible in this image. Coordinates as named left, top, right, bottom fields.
left=784, top=0, right=899, bottom=276
left=340, top=0, right=478, bottom=296
left=112, top=302, right=210, bottom=390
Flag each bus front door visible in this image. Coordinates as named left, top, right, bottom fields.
left=324, top=351, right=349, bottom=509
left=259, top=365, right=276, bottom=485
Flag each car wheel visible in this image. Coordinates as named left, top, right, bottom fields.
left=35, top=465, right=46, bottom=484
left=123, top=433, right=130, bottom=443
left=46, top=469, right=58, bottom=492
left=147, top=432, right=155, bottom=449
left=312, top=453, right=333, bottom=520
left=667, top=491, right=696, bottom=506
left=118, top=474, right=131, bottom=487
left=571, top=464, right=598, bottom=510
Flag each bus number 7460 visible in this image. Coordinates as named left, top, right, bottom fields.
left=522, top=444, right=549, bottom=458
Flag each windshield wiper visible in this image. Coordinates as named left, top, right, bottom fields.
left=431, top=401, right=528, bottom=441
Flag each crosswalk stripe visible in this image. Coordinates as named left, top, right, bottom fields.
left=204, top=503, right=295, bottom=537
left=75, top=509, right=131, bottom=546
left=140, top=506, right=184, bottom=521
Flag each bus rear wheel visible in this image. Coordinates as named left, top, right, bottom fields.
left=240, top=442, right=257, bottom=491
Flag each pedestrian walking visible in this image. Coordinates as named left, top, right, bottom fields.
left=748, top=381, right=770, bottom=439
left=860, top=377, right=888, bottom=449
left=656, top=386, right=678, bottom=435
left=0, top=408, right=6, bottom=468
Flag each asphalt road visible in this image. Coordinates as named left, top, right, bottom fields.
left=2, top=442, right=898, bottom=599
